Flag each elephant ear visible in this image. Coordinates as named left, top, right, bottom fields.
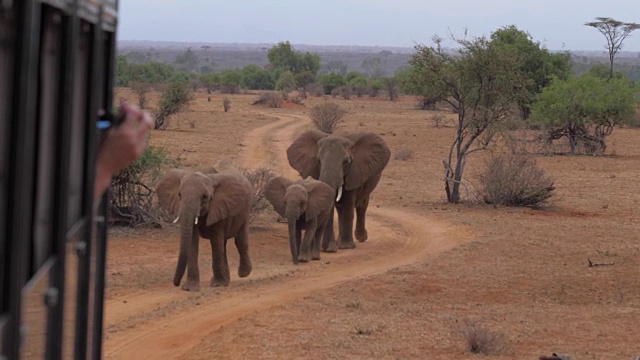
left=344, top=132, right=391, bottom=191
left=302, top=179, right=335, bottom=220
left=206, top=173, right=250, bottom=226
left=264, top=176, right=293, bottom=218
left=286, top=129, right=328, bottom=179
left=155, top=169, right=189, bottom=218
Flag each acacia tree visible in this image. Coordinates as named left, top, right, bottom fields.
left=531, top=74, right=636, bottom=155
left=585, top=17, right=640, bottom=80
left=410, top=35, right=528, bottom=203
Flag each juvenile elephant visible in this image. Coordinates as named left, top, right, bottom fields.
left=286, top=130, right=390, bottom=252
left=265, top=176, right=335, bottom=264
left=155, top=161, right=253, bottom=291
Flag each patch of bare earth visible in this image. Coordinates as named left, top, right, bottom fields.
left=105, top=91, right=640, bottom=359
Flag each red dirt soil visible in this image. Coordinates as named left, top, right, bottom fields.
left=103, top=90, right=640, bottom=360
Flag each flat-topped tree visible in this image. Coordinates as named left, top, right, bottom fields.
left=585, top=17, right=640, bottom=80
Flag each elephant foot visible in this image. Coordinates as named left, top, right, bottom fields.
left=338, top=240, right=356, bottom=249
left=311, top=250, right=321, bottom=260
left=355, top=228, right=368, bottom=242
left=297, top=255, right=310, bottom=263
left=210, top=277, right=229, bottom=288
left=238, top=261, right=252, bottom=278
left=323, top=241, right=338, bottom=253
left=181, top=280, right=200, bottom=292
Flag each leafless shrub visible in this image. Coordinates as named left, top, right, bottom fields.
left=223, top=97, right=231, bottom=112
left=383, top=77, right=400, bottom=101
left=332, top=86, right=352, bottom=100
left=417, top=96, right=437, bottom=110
left=459, top=320, right=509, bottom=355
left=252, top=92, right=283, bottom=108
left=354, top=326, right=373, bottom=336
left=432, top=114, right=447, bottom=128
left=188, top=119, right=196, bottom=129
left=478, top=153, right=555, bottom=207
left=220, top=84, right=241, bottom=94
left=309, top=102, right=348, bottom=134
left=131, top=81, right=151, bottom=109
left=307, top=82, right=325, bottom=97
left=352, top=85, right=368, bottom=98
left=394, top=149, right=414, bottom=161
left=238, top=166, right=276, bottom=223
left=190, top=80, right=201, bottom=91
left=290, top=94, right=304, bottom=105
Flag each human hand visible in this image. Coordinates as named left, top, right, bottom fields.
left=94, top=103, right=153, bottom=200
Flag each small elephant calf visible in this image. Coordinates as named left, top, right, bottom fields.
left=265, top=176, right=335, bottom=264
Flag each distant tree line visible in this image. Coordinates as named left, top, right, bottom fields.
left=116, top=41, right=410, bottom=100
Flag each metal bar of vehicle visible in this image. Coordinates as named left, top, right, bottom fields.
left=1, top=1, right=119, bottom=359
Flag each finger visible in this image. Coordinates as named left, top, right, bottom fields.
left=140, top=111, right=153, bottom=130
left=121, top=103, right=143, bottom=127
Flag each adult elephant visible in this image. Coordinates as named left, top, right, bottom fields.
left=286, top=130, right=390, bottom=252
left=155, top=160, right=253, bottom=291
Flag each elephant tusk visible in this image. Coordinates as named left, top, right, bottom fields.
left=173, top=216, right=180, bottom=224
left=194, top=217, right=199, bottom=225
left=336, top=186, right=343, bottom=202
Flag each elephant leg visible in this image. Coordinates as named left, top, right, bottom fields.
left=210, top=227, right=230, bottom=287
left=311, top=220, right=326, bottom=260
left=355, top=174, right=380, bottom=242
left=298, top=218, right=317, bottom=263
left=336, top=191, right=356, bottom=249
left=296, top=218, right=303, bottom=256
left=321, top=205, right=337, bottom=253
left=234, top=223, right=252, bottom=278
left=355, top=195, right=369, bottom=242
left=223, top=239, right=231, bottom=282
left=183, top=227, right=201, bottom=291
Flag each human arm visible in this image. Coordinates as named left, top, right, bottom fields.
left=93, top=103, right=153, bottom=201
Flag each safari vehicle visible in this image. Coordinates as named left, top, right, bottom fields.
left=1, top=0, right=119, bottom=359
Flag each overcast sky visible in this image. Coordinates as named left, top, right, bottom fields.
left=118, top=0, right=640, bottom=51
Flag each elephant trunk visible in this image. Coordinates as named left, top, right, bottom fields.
left=174, top=212, right=196, bottom=286
left=319, top=167, right=344, bottom=202
left=287, top=215, right=299, bottom=264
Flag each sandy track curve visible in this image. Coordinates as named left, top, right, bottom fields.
left=103, top=111, right=470, bottom=360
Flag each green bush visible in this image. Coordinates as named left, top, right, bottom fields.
left=154, top=80, right=194, bottom=130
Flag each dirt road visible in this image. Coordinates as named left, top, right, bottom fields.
left=103, top=111, right=469, bottom=360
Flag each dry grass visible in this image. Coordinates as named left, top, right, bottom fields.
left=394, top=148, right=414, bottom=161
left=458, top=320, right=510, bottom=355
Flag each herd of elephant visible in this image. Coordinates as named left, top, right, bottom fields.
left=154, top=129, right=391, bottom=291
